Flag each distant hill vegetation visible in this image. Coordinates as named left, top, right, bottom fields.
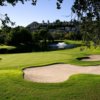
left=26, top=20, right=78, bottom=33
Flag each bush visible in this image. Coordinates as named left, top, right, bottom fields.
left=65, top=32, right=82, bottom=40
left=0, top=48, right=8, bottom=53
left=8, top=26, right=32, bottom=45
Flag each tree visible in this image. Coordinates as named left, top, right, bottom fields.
left=0, top=0, right=62, bottom=27
left=32, top=28, right=54, bottom=50
left=0, top=0, right=99, bottom=46
left=0, top=14, right=15, bottom=28
left=55, top=19, right=62, bottom=27
left=9, top=26, right=32, bottom=45
left=0, top=0, right=36, bottom=6
left=0, top=30, right=5, bottom=44
left=0, top=26, right=12, bottom=44
left=0, top=0, right=62, bottom=7
left=39, top=29, right=53, bottom=43
left=71, top=0, right=100, bottom=46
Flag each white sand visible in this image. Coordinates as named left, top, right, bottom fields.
left=23, top=64, right=100, bottom=83
left=81, top=55, right=100, bottom=61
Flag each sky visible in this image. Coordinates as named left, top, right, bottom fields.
left=0, top=0, right=74, bottom=27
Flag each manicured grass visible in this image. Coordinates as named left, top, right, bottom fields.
left=64, top=40, right=83, bottom=45
left=0, top=46, right=100, bottom=70
left=0, top=45, right=16, bottom=50
left=0, top=71, right=100, bottom=100
left=0, top=44, right=100, bottom=100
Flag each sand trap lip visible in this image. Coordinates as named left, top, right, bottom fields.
left=23, top=64, right=100, bottom=83
left=78, top=55, right=100, bottom=61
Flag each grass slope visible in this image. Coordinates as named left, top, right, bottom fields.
left=0, top=45, right=100, bottom=100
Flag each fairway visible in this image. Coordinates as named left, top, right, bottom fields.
left=0, top=47, right=100, bottom=100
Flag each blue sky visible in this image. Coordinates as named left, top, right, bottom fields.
left=0, top=0, right=74, bottom=27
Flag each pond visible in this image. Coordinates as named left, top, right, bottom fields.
left=49, top=42, right=75, bottom=49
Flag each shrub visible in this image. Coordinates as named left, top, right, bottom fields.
left=65, top=32, right=82, bottom=40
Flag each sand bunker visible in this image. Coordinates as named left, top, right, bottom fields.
left=23, top=64, right=100, bottom=83
left=79, top=55, right=100, bottom=61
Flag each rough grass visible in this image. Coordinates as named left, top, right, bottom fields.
left=0, top=43, right=100, bottom=100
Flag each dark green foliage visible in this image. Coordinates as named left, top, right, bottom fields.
left=65, top=32, right=82, bottom=40
left=0, top=26, right=54, bottom=52
left=0, top=26, right=35, bottom=53
left=0, top=14, right=15, bottom=28
left=81, top=21, right=100, bottom=47
left=8, top=26, right=32, bottom=45
left=51, top=31, right=64, bottom=40
left=0, top=0, right=63, bottom=7
left=0, top=27, right=11, bottom=44
left=0, top=48, right=8, bottom=53
left=0, top=32, right=6, bottom=44
left=32, top=29, right=54, bottom=51
left=72, top=0, right=100, bottom=20
left=72, top=0, right=100, bottom=46
left=0, top=0, right=39, bottom=7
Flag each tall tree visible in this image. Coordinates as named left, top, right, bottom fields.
left=72, top=0, right=100, bottom=46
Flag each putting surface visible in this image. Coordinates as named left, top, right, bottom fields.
left=24, top=64, right=100, bottom=83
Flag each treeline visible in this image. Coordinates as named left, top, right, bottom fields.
left=0, top=26, right=51, bottom=51
left=27, top=20, right=75, bottom=32
left=0, top=26, right=83, bottom=52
